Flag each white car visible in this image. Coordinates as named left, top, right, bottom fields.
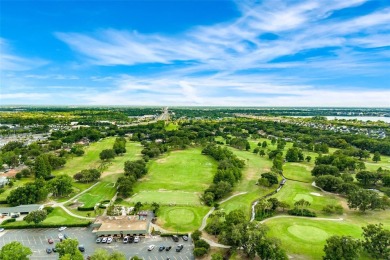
left=58, top=233, right=64, bottom=239
left=101, top=237, right=108, bottom=243
left=107, top=237, right=113, bottom=244
left=148, top=245, right=155, bottom=251
left=0, top=228, right=4, bottom=232
left=58, top=227, right=67, bottom=232
left=134, top=236, right=140, bottom=243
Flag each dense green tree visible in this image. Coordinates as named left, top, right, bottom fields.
left=116, top=176, right=136, bottom=197
left=48, top=174, right=73, bottom=197
left=306, top=155, right=312, bottom=162
left=259, top=149, right=266, bottom=157
left=7, top=178, right=48, bottom=206
left=90, top=249, right=126, bottom=260
left=0, top=241, right=32, bottom=260
left=362, top=224, right=390, bottom=259
left=356, top=171, right=377, bottom=187
left=272, top=153, right=284, bottom=173
left=124, top=160, right=147, bottom=178
left=55, top=238, right=83, bottom=260
left=191, top=230, right=202, bottom=241
left=34, top=154, right=51, bottom=179
left=260, top=172, right=279, bottom=186
left=323, top=235, right=362, bottom=260
left=24, top=210, right=47, bottom=224
left=73, top=169, right=101, bottom=183
left=315, top=175, right=344, bottom=192
left=211, top=252, right=224, bottom=260
left=99, top=149, right=116, bottom=161
left=256, top=237, right=288, bottom=260
left=347, top=189, right=386, bottom=212
left=262, top=141, right=268, bottom=148
left=113, top=137, right=127, bottom=155
left=285, top=147, right=304, bottom=162
left=372, top=151, right=381, bottom=163
left=312, top=164, right=340, bottom=177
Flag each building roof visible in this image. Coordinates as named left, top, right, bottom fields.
left=0, top=204, right=43, bottom=214
left=92, top=216, right=149, bottom=233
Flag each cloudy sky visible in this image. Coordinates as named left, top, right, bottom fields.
left=1, top=0, right=390, bottom=106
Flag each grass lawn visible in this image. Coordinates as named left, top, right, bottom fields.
left=0, top=207, right=90, bottom=228
left=165, top=123, right=178, bottom=131
left=134, top=148, right=217, bottom=195
left=130, top=190, right=201, bottom=205
left=283, top=163, right=313, bottom=183
left=272, top=181, right=340, bottom=214
left=156, top=205, right=210, bottom=232
left=266, top=217, right=363, bottom=259
left=364, top=154, right=390, bottom=171
left=77, top=181, right=116, bottom=207
left=53, top=138, right=142, bottom=178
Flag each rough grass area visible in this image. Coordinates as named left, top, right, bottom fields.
left=134, top=148, right=217, bottom=195
left=76, top=181, right=116, bottom=208
left=156, top=206, right=209, bottom=232
left=1, top=207, right=90, bottom=227
left=129, top=190, right=201, bottom=205
left=266, top=217, right=363, bottom=259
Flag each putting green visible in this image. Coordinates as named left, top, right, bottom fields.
left=288, top=225, right=328, bottom=242
left=166, top=208, right=195, bottom=225
left=293, top=194, right=313, bottom=203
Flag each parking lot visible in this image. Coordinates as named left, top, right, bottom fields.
left=0, top=228, right=194, bottom=260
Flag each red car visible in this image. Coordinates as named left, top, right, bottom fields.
left=48, top=238, right=54, bottom=244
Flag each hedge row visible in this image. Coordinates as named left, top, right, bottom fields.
left=0, top=200, right=7, bottom=204
left=77, top=206, right=95, bottom=211
left=160, top=233, right=188, bottom=237
left=1, top=218, right=16, bottom=225
left=0, top=222, right=92, bottom=229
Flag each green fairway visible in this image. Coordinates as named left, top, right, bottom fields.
left=364, top=154, right=390, bottom=171
left=0, top=177, right=33, bottom=201
left=283, top=163, right=313, bottom=183
left=77, top=181, right=116, bottom=207
left=266, top=217, right=363, bottom=259
left=0, top=207, right=90, bottom=228
left=130, top=190, right=201, bottom=205
left=157, top=206, right=210, bottom=232
left=134, top=148, right=217, bottom=195
left=272, top=181, right=340, bottom=213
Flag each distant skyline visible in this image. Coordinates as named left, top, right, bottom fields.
left=1, top=0, right=390, bottom=107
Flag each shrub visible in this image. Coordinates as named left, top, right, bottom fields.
left=1, top=219, right=16, bottom=225
left=191, top=230, right=202, bottom=241
left=287, top=208, right=316, bottom=217
left=43, top=206, right=54, bottom=214
left=0, top=222, right=91, bottom=229
left=193, top=247, right=208, bottom=257
left=77, top=206, right=95, bottom=211
left=195, top=239, right=210, bottom=250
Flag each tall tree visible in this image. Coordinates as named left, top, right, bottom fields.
left=323, top=235, right=362, bottom=260
left=55, top=238, right=83, bottom=260
left=372, top=151, right=381, bottom=163
left=362, top=224, right=390, bottom=259
left=24, top=210, right=47, bottom=224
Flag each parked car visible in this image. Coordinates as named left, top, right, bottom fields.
left=166, top=246, right=172, bottom=251
left=58, top=227, right=67, bottom=232
left=123, top=236, right=129, bottom=244
left=96, top=237, right=102, bottom=243
left=158, top=245, right=165, bottom=251
left=182, top=235, right=188, bottom=241
left=52, top=247, right=57, bottom=253
left=11, top=214, right=19, bottom=218
left=58, top=233, right=64, bottom=239
left=176, top=244, right=184, bottom=252
left=128, top=236, right=134, bottom=243
left=172, top=235, right=179, bottom=242
left=148, top=245, right=155, bottom=251
left=107, top=237, right=113, bottom=244
left=46, top=248, right=52, bottom=254
left=48, top=238, right=54, bottom=244
left=0, top=228, right=4, bottom=232
left=63, top=234, right=68, bottom=239
left=101, top=237, right=108, bottom=243
left=78, top=245, right=85, bottom=252
left=134, top=236, right=140, bottom=243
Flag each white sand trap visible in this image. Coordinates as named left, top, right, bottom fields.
left=310, top=192, right=322, bottom=197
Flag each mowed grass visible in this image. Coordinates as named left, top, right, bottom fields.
left=0, top=177, right=33, bottom=201
left=77, top=181, right=116, bottom=207
left=364, top=154, right=390, bottom=171
left=0, top=207, right=90, bottom=228
left=130, top=191, right=200, bottom=205
left=266, top=217, right=363, bottom=259
left=134, top=148, right=217, bottom=194
left=272, top=181, right=340, bottom=214
left=156, top=206, right=210, bottom=232
left=165, top=123, right=179, bottom=131
left=283, top=163, right=313, bottom=183
left=53, top=138, right=142, bottom=177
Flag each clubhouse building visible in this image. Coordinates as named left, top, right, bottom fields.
left=91, top=214, right=151, bottom=237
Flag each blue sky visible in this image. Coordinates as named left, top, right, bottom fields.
left=1, top=0, right=389, bottom=107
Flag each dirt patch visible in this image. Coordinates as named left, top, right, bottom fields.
left=156, top=158, right=168, bottom=164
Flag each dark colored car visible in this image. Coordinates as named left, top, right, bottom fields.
left=46, top=248, right=52, bottom=254
left=128, top=236, right=134, bottom=243
left=52, top=247, right=57, bottom=253
left=166, top=246, right=172, bottom=251
left=176, top=244, right=184, bottom=252
left=172, top=235, right=179, bottom=242
left=159, top=245, right=165, bottom=251
left=78, top=245, right=85, bottom=252
left=63, top=234, right=68, bottom=239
